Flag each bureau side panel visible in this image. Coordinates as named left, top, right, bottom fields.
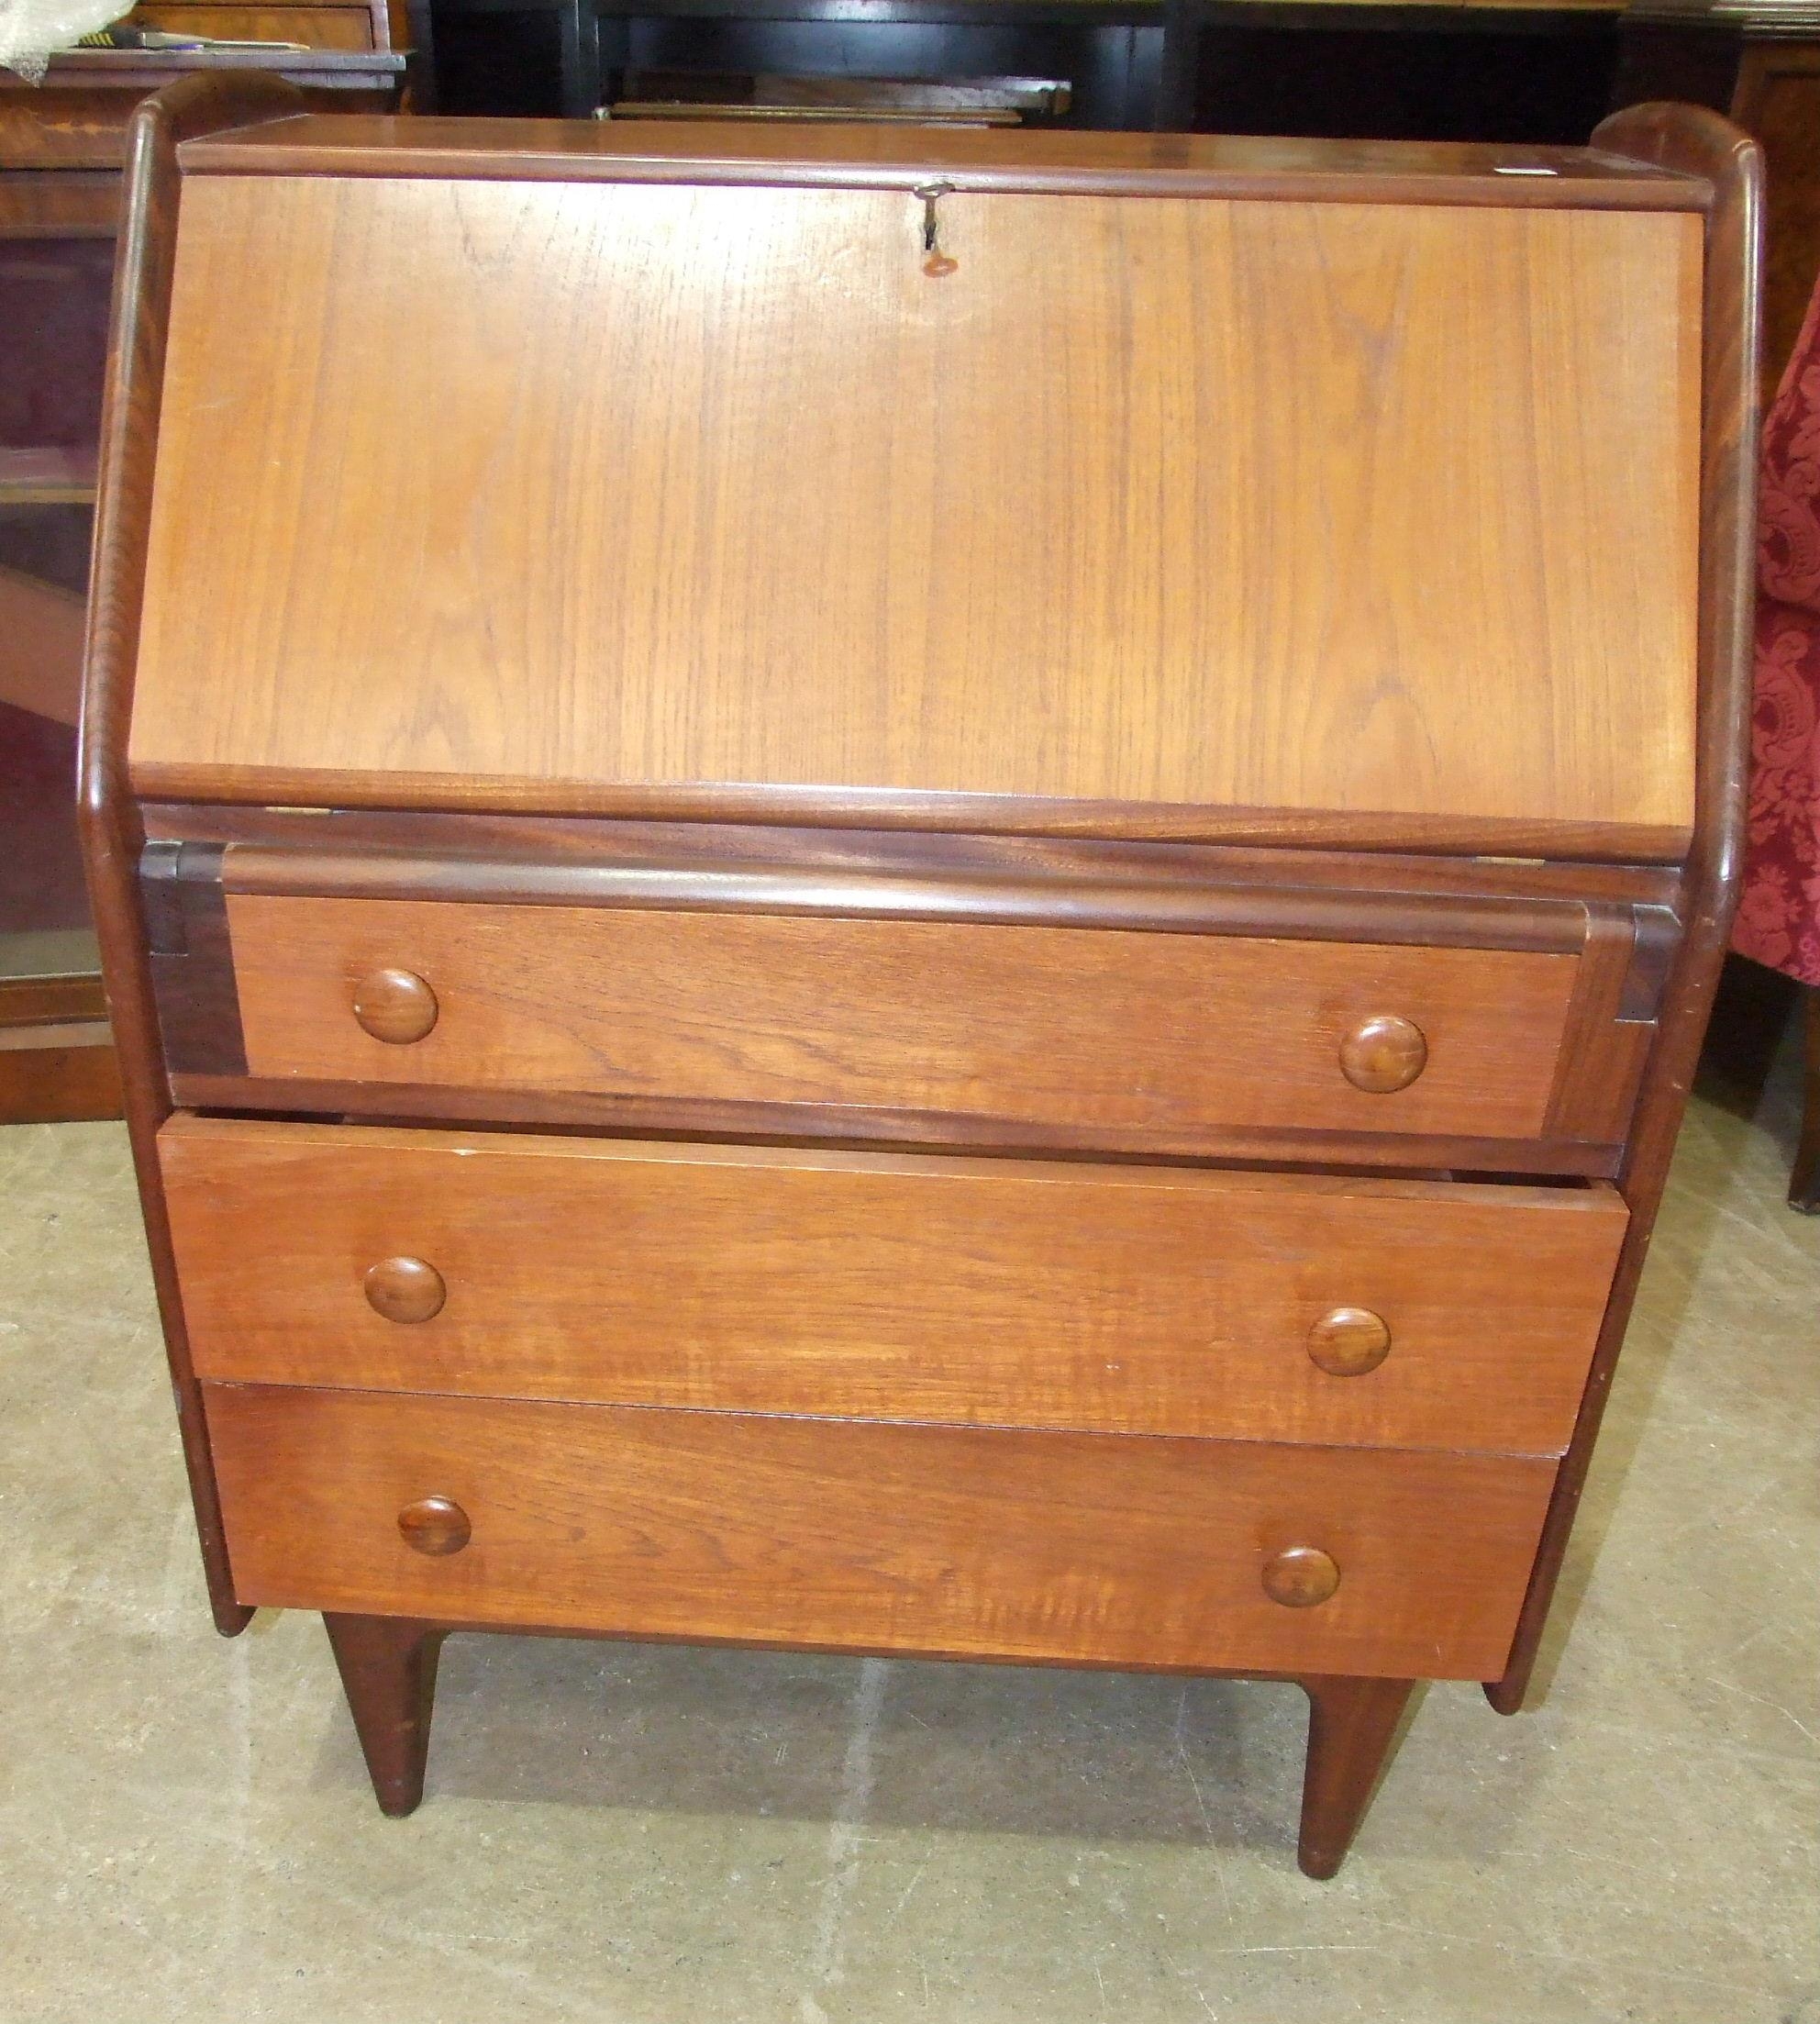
left=131, top=176, right=1700, bottom=840
left=206, top=1383, right=1558, bottom=1681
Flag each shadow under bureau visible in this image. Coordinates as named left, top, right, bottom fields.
left=81, top=82, right=1760, bottom=1876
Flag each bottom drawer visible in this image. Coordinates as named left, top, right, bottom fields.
left=206, top=1385, right=1556, bottom=1681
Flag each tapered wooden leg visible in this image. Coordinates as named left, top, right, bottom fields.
left=1792, top=987, right=1819, bottom=1213
left=322, top=1613, right=449, bottom=1817
left=1296, top=1675, right=1416, bottom=1879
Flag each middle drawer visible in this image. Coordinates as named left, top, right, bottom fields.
left=161, top=1116, right=1625, bottom=1454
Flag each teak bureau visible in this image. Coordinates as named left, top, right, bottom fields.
left=82, top=81, right=1761, bottom=1876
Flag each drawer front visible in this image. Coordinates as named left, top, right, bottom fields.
left=223, top=894, right=1581, bottom=1144
left=205, top=1383, right=1558, bottom=1681
left=163, top=1117, right=1625, bottom=1453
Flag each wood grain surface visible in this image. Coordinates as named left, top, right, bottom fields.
left=176, top=114, right=1709, bottom=208
left=160, top=1116, right=1627, bottom=1453
left=205, top=1382, right=1559, bottom=1679
left=221, top=894, right=1583, bottom=1141
left=130, top=173, right=1702, bottom=840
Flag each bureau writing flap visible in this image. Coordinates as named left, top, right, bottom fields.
left=128, top=149, right=1703, bottom=846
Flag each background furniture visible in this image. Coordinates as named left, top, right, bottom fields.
left=1733, top=265, right=1820, bottom=1209
left=0, top=4, right=407, bottom=1122
left=87, top=91, right=1756, bottom=1876
left=1615, top=0, right=1820, bottom=401
left=1159, top=0, right=1622, bottom=140
left=427, top=0, right=1628, bottom=133
left=430, top=0, right=1164, bottom=122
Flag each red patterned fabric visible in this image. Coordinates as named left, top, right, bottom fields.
left=1735, top=278, right=1820, bottom=986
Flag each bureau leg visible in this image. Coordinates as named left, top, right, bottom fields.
left=1295, top=1674, right=1416, bottom=1879
left=322, top=1613, right=449, bottom=1817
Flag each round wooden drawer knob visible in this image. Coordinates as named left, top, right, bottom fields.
left=364, top=1255, right=447, bottom=1324
left=1307, top=1306, right=1392, bottom=1377
left=1262, top=1545, right=1340, bottom=1608
left=352, top=967, right=438, bottom=1044
left=1338, top=1015, right=1427, bottom=1094
left=398, top=1496, right=471, bottom=1557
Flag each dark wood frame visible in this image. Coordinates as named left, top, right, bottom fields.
left=83, top=95, right=1759, bottom=1871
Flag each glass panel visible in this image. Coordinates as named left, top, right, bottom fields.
left=0, top=235, right=111, bottom=994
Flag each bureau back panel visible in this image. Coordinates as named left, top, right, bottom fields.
left=130, top=172, right=1702, bottom=839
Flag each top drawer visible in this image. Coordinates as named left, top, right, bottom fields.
left=148, top=867, right=1659, bottom=1157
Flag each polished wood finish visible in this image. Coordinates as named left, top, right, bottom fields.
left=207, top=1382, right=1557, bottom=1680
left=196, top=812, right=1659, bottom=944
left=1488, top=105, right=1764, bottom=1714
left=180, top=113, right=1707, bottom=207
left=130, top=165, right=1702, bottom=847
left=143, top=805, right=1673, bottom=1166
left=362, top=1254, right=445, bottom=1323
left=0, top=1021, right=125, bottom=1122
left=135, top=6, right=385, bottom=51
left=1297, top=1674, right=1416, bottom=1879
left=1337, top=1015, right=1427, bottom=1095
left=161, top=1116, right=1626, bottom=1453
left=75, top=72, right=308, bottom=1639
left=162, top=1070, right=1641, bottom=1177
left=0, top=568, right=86, bottom=720
left=396, top=1495, right=470, bottom=1555
left=350, top=964, right=438, bottom=1044
left=135, top=778, right=1699, bottom=862
left=133, top=800, right=1687, bottom=950
left=1262, top=1545, right=1341, bottom=1608
left=88, top=105, right=1759, bottom=1874
left=222, top=894, right=1584, bottom=1144
left=1306, top=1307, right=1393, bottom=1378
left=321, top=1611, right=447, bottom=1815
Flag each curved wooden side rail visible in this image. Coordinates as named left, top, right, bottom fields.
left=77, top=74, right=308, bottom=1637
left=1488, top=102, right=1763, bottom=1714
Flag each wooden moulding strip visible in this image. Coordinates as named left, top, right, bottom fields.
left=124, top=764, right=1698, bottom=866
left=174, top=114, right=1715, bottom=213
left=212, top=843, right=1599, bottom=952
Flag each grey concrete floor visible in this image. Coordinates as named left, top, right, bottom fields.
left=2, top=1048, right=1815, bottom=2024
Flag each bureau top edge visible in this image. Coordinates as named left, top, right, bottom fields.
left=174, top=114, right=1714, bottom=211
